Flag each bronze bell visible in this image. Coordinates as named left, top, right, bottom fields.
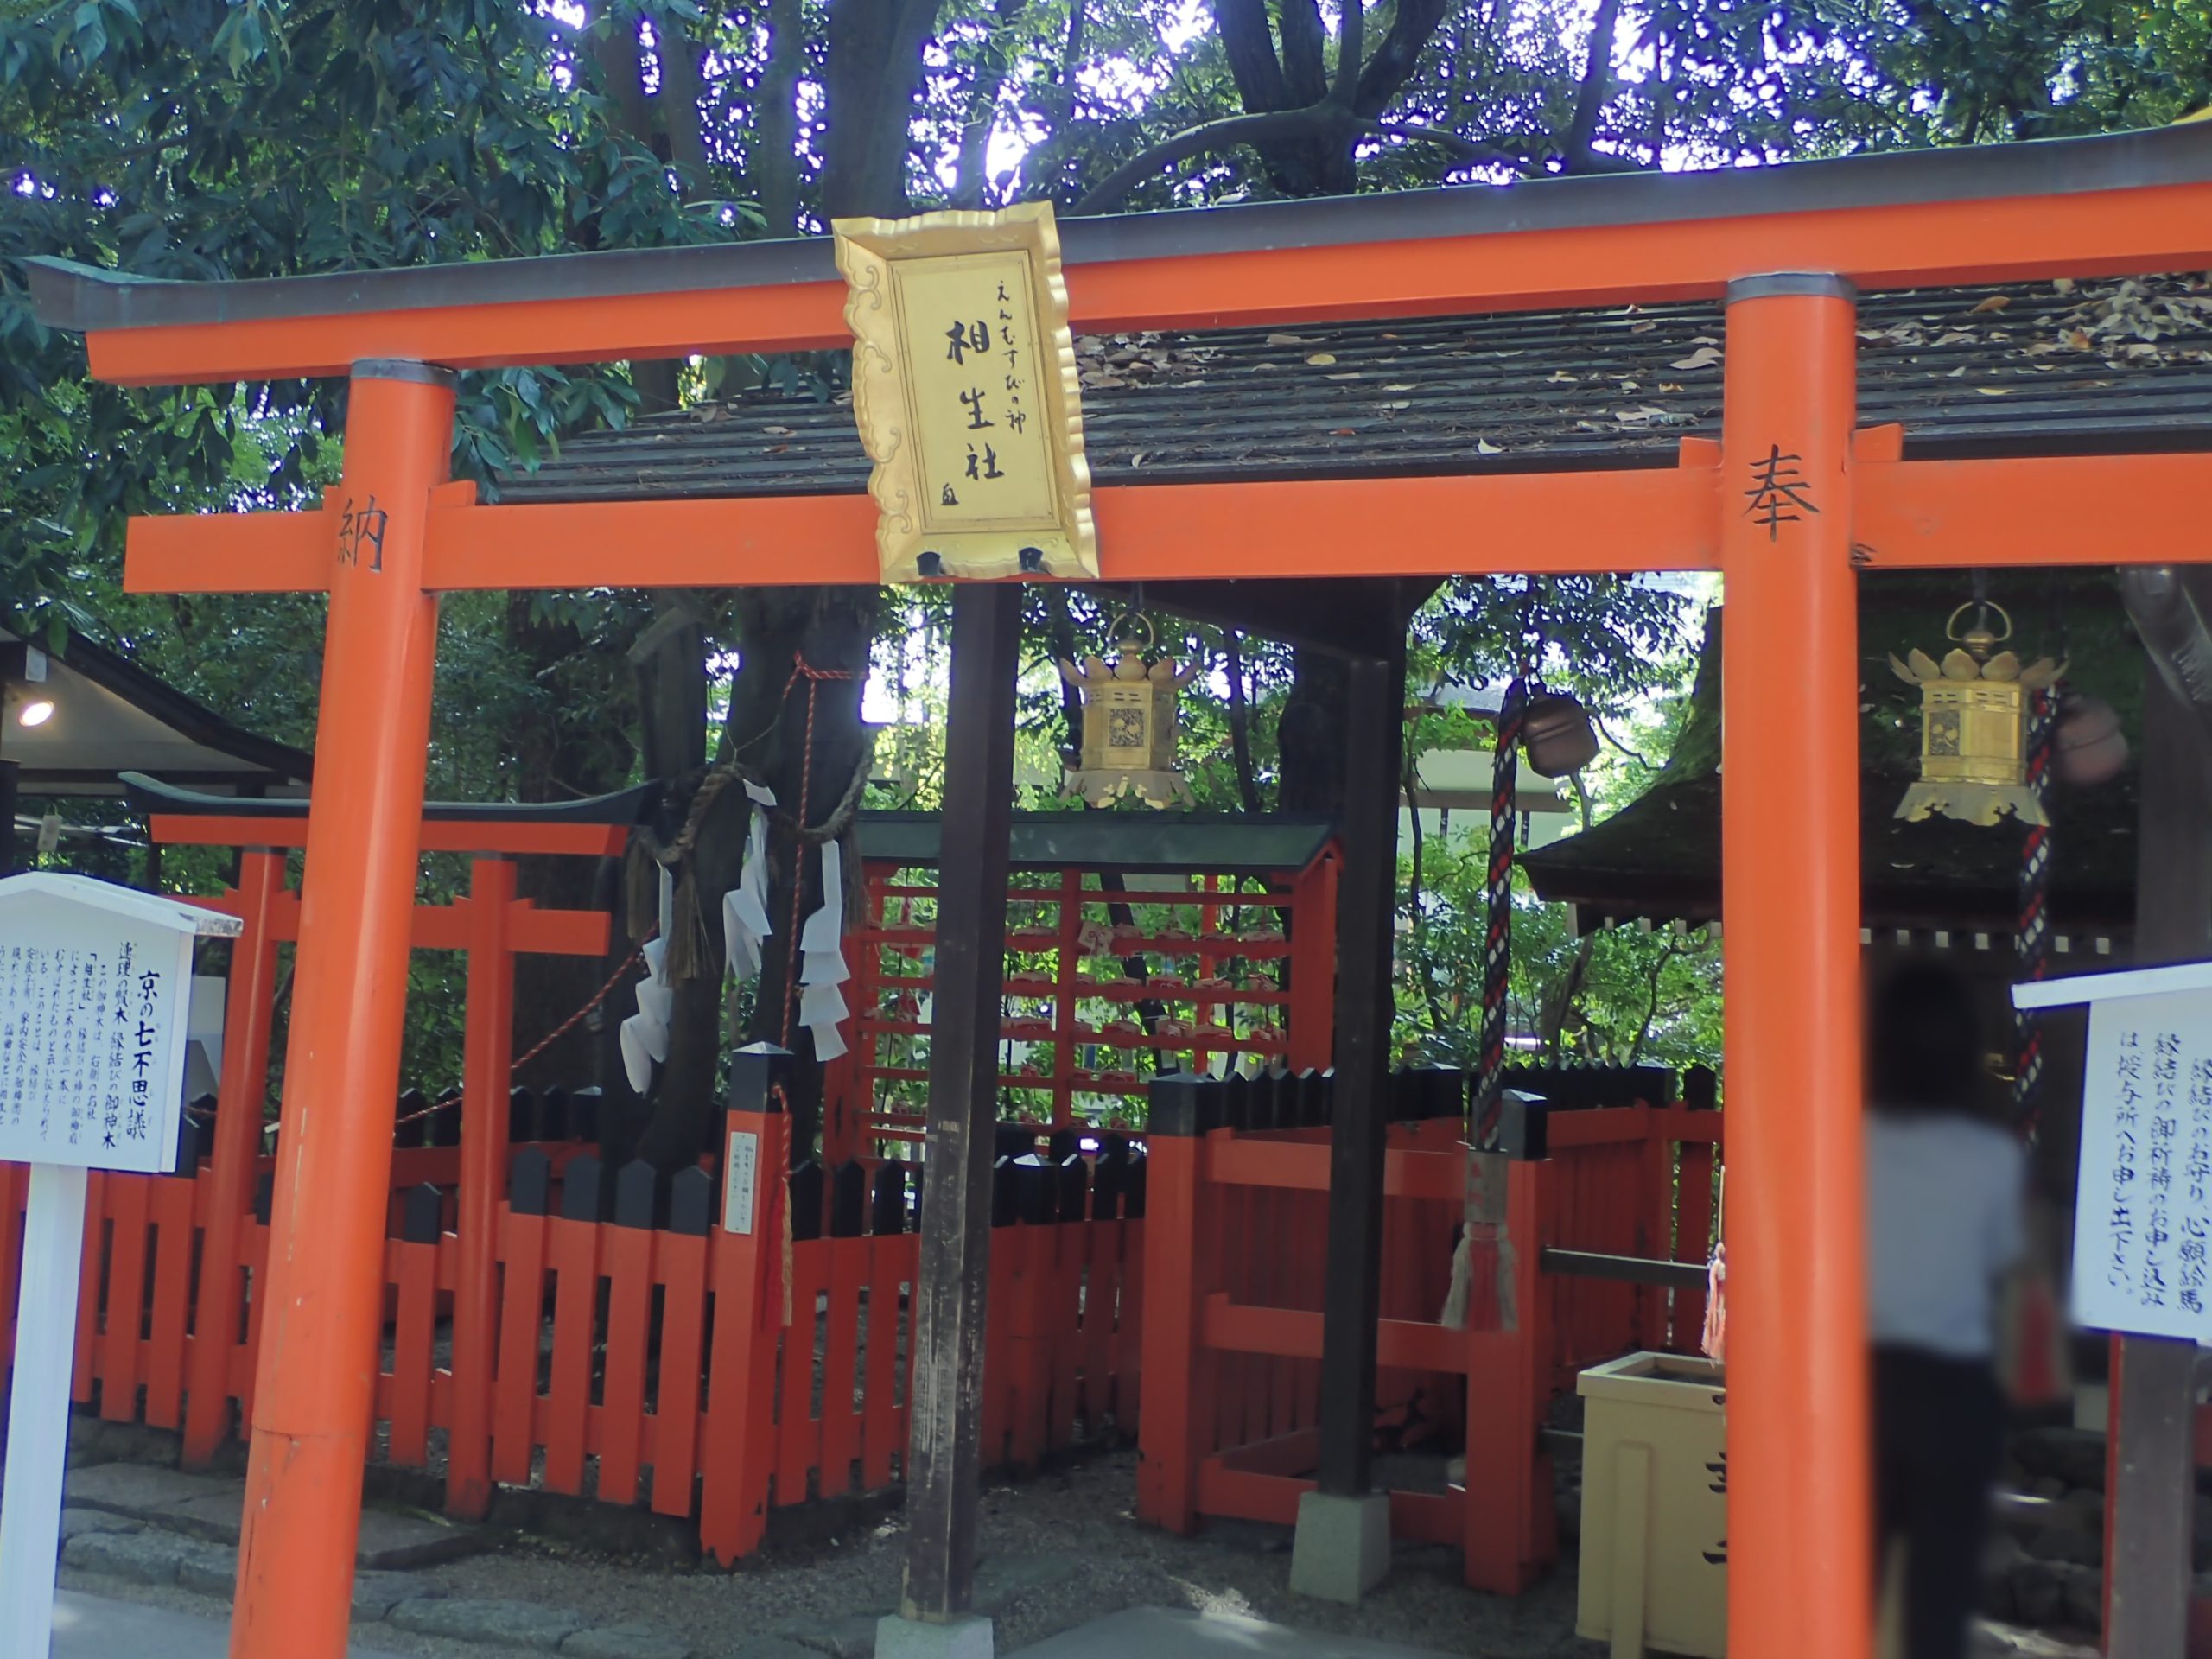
left=1522, top=692, right=1599, bottom=779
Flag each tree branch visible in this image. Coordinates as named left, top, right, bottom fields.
left=1331, top=0, right=1364, bottom=111
left=1214, top=0, right=1294, bottom=112
left=1562, top=0, right=1624, bottom=174
left=755, top=0, right=804, bottom=232
left=953, top=0, right=1027, bottom=207
left=1073, top=106, right=1346, bottom=212
left=1354, top=0, right=1449, bottom=118
left=653, top=5, right=709, bottom=181
left=1224, top=631, right=1263, bottom=814
left=1073, top=109, right=1522, bottom=213
left=1277, top=0, right=1331, bottom=106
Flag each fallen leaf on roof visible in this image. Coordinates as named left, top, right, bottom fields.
left=1477, top=439, right=1503, bottom=454
left=1384, top=383, right=1416, bottom=391
left=1669, top=346, right=1723, bottom=370
left=1266, top=333, right=1313, bottom=346
left=1325, top=372, right=1363, bottom=381
left=1972, top=295, right=2012, bottom=313
left=1381, top=400, right=1411, bottom=411
left=1548, top=370, right=1577, bottom=384
left=1974, top=386, right=2009, bottom=395
left=1305, top=352, right=1339, bottom=365
left=1659, top=382, right=1685, bottom=392
left=762, top=424, right=795, bottom=436
left=1630, top=321, right=1656, bottom=333
left=1934, top=330, right=1974, bottom=347
left=2052, top=277, right=2075, bottom=295
left=1329, top=427, right=1357, bottom=436
left=1131, top=452, right=1148, bottom=467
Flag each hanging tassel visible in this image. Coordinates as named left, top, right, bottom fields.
left=664, top=859, right=712, bottom=983
left=624, top=832, right=662, bottom=944
left=1439, top=1230, right=1473, bottom=1330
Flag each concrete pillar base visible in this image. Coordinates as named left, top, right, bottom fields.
left=1288, top=1489, right=1392, bottom=1604
left=874, top=1613, right=994, bottom=1659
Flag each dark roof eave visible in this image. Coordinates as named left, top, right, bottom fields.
left=29, top=125, right=2212, bottom=336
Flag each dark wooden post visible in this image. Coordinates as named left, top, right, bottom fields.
left=0, top=757, right=17, bottom=876
left=2106, top=662, right=2209, bottom=1656
left=901, top=582, right=1020, bottom=1627
left=1315, top=644, right=1407, bottom=1497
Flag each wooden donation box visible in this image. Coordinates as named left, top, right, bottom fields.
left=2014, top=960, right=2212, bottom=1341
left=0, top=873, right=238, bottom=1659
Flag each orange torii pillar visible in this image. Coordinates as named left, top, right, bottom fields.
left=1718, top=274, right=1870, bottom=1659
left=181, top=849, right=285, bottom=1468
left=230, top=361, right=453, bottom=1659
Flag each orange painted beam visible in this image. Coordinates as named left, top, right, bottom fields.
left=130, top=467, right=1722, bottom=596
left=75, top=179, right=2212, bottom=386
left=126, top=508, right=332, bottom=594
left=1854, top=453, right=2212, bottom=568
left=149, top=812, right=626, bottom=858
left=127, top=448, right=2212, bottom=601
left=180, top=887, right=605, bottom=954
left=409, top=902, right=607, bottom=957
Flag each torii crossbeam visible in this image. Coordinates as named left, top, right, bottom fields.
left=30, top=119, right=2212, bottom=1659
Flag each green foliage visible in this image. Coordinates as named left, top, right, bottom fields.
left=9, top=0, right=2205, bottom=1116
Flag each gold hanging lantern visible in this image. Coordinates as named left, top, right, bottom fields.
left=1891, top=601, right=2064, bottom=826
left=1058, top=613, right=1196, bottom=809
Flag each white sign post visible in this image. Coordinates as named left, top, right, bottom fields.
left=2015, top=960, right=2212, bottom=1343
left=0, top=873, right=239, bottom=1659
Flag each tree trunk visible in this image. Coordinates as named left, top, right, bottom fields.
left=502, top=596, right=640, bottom=1100
left=756, top=0, right=806, bottom=233
left=1277, top=646, right=1351, bottom=812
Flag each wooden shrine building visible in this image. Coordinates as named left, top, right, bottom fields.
left=28, top=121, right=2212, bottom=1659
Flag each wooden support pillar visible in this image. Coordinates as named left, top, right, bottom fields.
left=181, top=848, right=284, bottom=1467
left=900, top=582, right=1020, bottom=1624
left=0, top=758, right=16, bottom=877
left=2105, top=661, right=2210, bottom=1658
left=231, top=360, right=453, bottom=1659
left=1315, top=645, right=1407, bottom=1497
left=448, top=854, right=515, bottom=1519
left=1718, top=274, right=1869, bottom=1659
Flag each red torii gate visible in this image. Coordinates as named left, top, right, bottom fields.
left=138, top=787, right=622, bottom=1517
left=30, top=122, right=2212, bottom=1659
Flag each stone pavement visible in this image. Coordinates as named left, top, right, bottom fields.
left=1016, top=1608, right=1453, bottom=1657
left=57, top=1459, right=694, bottom=1657
left=51, top=1587, right=381, bottom=1658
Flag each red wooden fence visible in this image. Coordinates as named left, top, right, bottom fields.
left=0, top=1089, right=1147, bottom=1566
left=1136, top=1076, right=1719, bottom=1595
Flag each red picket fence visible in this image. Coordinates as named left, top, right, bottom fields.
left=0, top=1069, right=1147, bottom=1565
left=1135, top=1071, right=1719, bottom=1595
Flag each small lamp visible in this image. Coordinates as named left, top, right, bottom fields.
left=1058, top=612, right=1197, bottom=810
left=1891, top=601, right=2063, bottom=826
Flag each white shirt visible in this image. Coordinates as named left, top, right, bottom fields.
left=1866, top=1109, right=2028, bottom=1360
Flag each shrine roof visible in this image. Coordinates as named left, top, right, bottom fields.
left=857, top=810, right=1336, bottom=875
left=497, top=274, right=2212, bottom=504
left=3, top=626, right=313, bottom=800
left=28, top=124, right=2212, bottom=340
left=1517, top=766, right=2139, bottom=936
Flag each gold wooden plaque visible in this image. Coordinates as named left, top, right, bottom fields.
left=833, top=202, right=1096, bottom=582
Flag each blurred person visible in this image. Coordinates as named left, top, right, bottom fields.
left=1866, top=960, right=2027, bottom=1659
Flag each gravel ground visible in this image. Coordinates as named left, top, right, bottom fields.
left=410, top=1449, right=1597, bottom=1658
left=54, top=1569, right=523, bottom=1659
left=58, top=1445, right=2101, bottom=1659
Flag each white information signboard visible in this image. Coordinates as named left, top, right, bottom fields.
left=0, top=873, right=238, bottom=1659
left=2016, top=960, right=2212, bottom=1344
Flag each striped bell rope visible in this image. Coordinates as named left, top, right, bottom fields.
left=2012, top=685, right=2056, bottom=1133
left=1475, top=677, right=1529, bottom=1145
